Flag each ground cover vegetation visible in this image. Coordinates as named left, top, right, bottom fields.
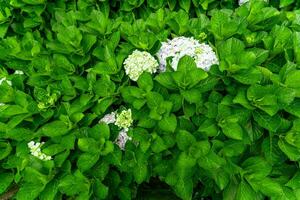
left=1, top=0, right=300, bottom=199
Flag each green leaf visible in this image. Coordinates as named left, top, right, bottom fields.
left=222, top=141, right=245, bottom=157
left=155, top=72, right=177, bottom=90
left=158, top=114, right=177, bottom=133
left=253, top=111, right=282, bottom=132
left=0, top=141, right=12, bottom=160
left=242, top=157, right=272, bottom=181
left=210, top=10, right=242, bottom=40
left=0, top=173, right=14, bottom=194
left=178, top=0, right=191, bottom=12
left=280, top=0, right=295, bottom=7
left=236, top=180, right=257, bottom=200
left=94, top=75, right=116, bottom=97
left=133, top=162, right=148, bottom=184
left=151, top=135, right=168, bottom=153
left=39, top=120, right=69, bottom=137
left=39, top=180, right=59, bottom=200
left=176, top=130, right=196, bottom=151
left=198, top=151, right=226, bottom=170
left=286, top=172, right=300, bottom=190
left=218, top=38, right=245, bottom=60
left=57, top=26, right=82, bottom=47
left=259, top=178, right=283, bottom=197
left=85, top=10, right=108, bottom=35
left=278, top=139, right=300, bottom=161
left=219, top=121, right=243, bottom=140
left=181, top=89, right=202, bottom=104
left=78, top=138, right=99, bottom=153
left=285, top=99, right=300, bottom=117
left=94, top=180, right=108, bottom=199
left=285, top=70, right=300, bottom=97
left=58, top=172, right=89, bottom=196
left=77, top=153, right=100, bottom=172
left=174, top=178, right=193, bottom=200
left=137, top=72, right=153, bottom=92
left=177, top=55, right=197, bottom=72
left=188, top=140, right=211, bottom=159
left=146, top=92, right=164, bottom=109
left=16, top=182, right=45, bottom=200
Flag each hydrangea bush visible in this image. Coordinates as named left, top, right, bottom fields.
left=1, top=0, right=300, bottom=199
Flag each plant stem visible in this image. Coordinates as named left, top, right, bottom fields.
left=0, top=185, right=19, bottom=200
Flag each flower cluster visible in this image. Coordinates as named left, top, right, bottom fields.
left=27, top=141, right=52, bottom=161
left=123, top=50, right=159, bottom=81
left=0, top=77, right=12, bottom=86
left=115, top=109, right=133, bottom=130
left=99, top=109, right=133, bottom=150
left=14, top=70, right=24, bottom=75
left=99, top=112, right=116, bottom=124
left=156, top=36, right=219, bottom=71
left=239, top=0, right=267, bottom=5
left=115, top=129, right=132, bottom=150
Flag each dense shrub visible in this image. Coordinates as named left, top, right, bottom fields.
left=1, top=0, right=300, bottom=199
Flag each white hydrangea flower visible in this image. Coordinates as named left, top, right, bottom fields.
left=0, top=103, right=5, bottom=106
left=27, top=141, right=52, bottom=161
left=123, top=50, right=159, bottom=81
left=239, top=0, right=267, bottom=5
left=156, top=36, right=219, bottom=72
left=115, top=129, right=132, bottom=150
left=115, top=109, right=133, bottom=130
left=14, top=70, right=24, bottom=75
left=0, top=77, right=12, bottom=86
left=99, top=112, right=116, bottom=124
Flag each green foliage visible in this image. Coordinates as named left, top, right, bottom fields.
left=1, top=0, right=300, bottom=200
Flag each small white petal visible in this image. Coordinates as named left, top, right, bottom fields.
left=27, top=140, right=52, bottom=161
left=99, top=112, right=116, bottom=124
left=156, top=36, right=218, bottom=72
left=14, top=70, right=24, bottom=75
left=115, top=129, right=132, bottom=150
left=123, top=50, right=159, bottom=81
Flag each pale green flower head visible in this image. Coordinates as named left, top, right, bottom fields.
left=115, top=109, right=133, bottom=129
left=27, top=141, right=52, bottom=161
left=123, top=50, right=159, bottom=81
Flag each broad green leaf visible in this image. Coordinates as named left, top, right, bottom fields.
left=278, top=139, right=300, bottom=161
left=253, top=111, right=282, bottom=132
left=133, top=162, right=148, bottom=184
left=259, top=178, right=283, bottom=197
left=151, top=135, right=168, bottom=153
left=58, top=172, right=89, bottom=196
left=188, top=140, right=211, bottom=159
left=0, top=141, right=12, bottom=160
left=219, top=121, right=243, bottom=140
left=242, top=157, right=272, bottom=181
left=16, top=182, right=45, bottom=200
left=181, top=89, right=202, bottom=104
left=285, top=71, right=300, bottom=97
left=198, top=151, right=226, bottom=170
left=0, top=173, right=14, bottom=194
left=39, top=180, right=59, bottom=200
left=176, top=130, right=196, bottom=151
left=155, top=72, right=178, bottom=90
left=38, top=120, right=69, bottom=137
left=236, top=180, right=258, bottom=200
left=94, top=180, right=108, bottom=200
left=94, top=76, right=116, bottom=97
left=174, top=178, right=193, bottom=200
left=77, top=153, right=100, bottom=172
left=158, top=114, right=177, bottom=133
left=280, top=0, right=295, bottom=7
left=137, top=72, right=153, bottom=92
